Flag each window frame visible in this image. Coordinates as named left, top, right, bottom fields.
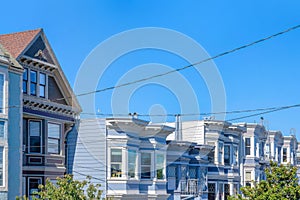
left=224, top=145, right=231, bottom=166
left=233, top=145, right=238, bottom=166
left=141, top=152, right=152, bottom=179
left=218, top=142, right=224, bottom=165
left=156, top=153, right=165, bottom=180
left=28, top=177, right=42, bottom=200
left=39, top=72, right=46, bottom=98
left=110, top=148, right=122, bottom=178
left=208, top=182, right=216, bottom=200
left=23, top=68, right=28, bottom=94
left=30, top=70, right=37, bottom=96
left=127, top=149, right=137, bottom=179
left=28, top=120, right=42, bottom=154
left=47, top=122, right=61, bottom=154
left=283, top=148, right=287, bottom=162
left=245, top=138, right=251, bottom=156
left=0, top=147, right=4, bottom=187
left=0, top=73, right=5, bottom=114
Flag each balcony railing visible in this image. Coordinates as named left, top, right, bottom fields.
left=180, top=179, right=200, bottom=195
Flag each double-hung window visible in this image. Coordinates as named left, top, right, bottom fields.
left=224, top=145, right=231, bottom=166
left=39, top=73, right=46, bottom=98
left=141, top=152, right=151, bottom=179
left=128, top=150, right=136, bottom=178
left=111, top=149, right=122, bottom=178
left=23, top=68, right=28, bottom=94
left=30, top=70, right=37, bottom=96
left=218, top=143, right=223, bottom=164
left=28, top=177, right=42, bottom=200
left=0, top=147, right=4, bottom=186
left=156, top=154, right=164, bottom=179
left=0, top=74, right=4, bottom=113
left=245, top=138, right=251, bottom=156
left=47, top=123, right=60, bottom=154
left=233, top=146, right=238, bottom=166
left=29, top=121, right=42, bottom=153
left=283, top=148, right=287, bottom=162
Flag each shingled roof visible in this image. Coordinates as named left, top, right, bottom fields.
left=0, top=29, right=41, bottom=58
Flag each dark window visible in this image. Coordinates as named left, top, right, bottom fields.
left=224, top=184, right=230, bottom=200
left=224, top=145, right=231, bottom=165
left=28, top=178, right=41, bottom=199
left=0, top=121, right=4, bottom=138
left=283, top=148, right=287, bottom=162
left=47, top=123, right=60, bottom=154
left=39, top=73, right=46, bottom=98
left=245, top=138, right=251, bottom=156
left=29, top=121, right=41, bottom=153
left=23, top=68, right=28, bottom=93
left=0, top=147, right=3, bottom=186
left=208, top=183, right=216, bottom=200
left=30, top=70, right=37, bottom=96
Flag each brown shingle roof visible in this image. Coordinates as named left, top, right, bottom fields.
left=0, top=29, right=41, bottom=58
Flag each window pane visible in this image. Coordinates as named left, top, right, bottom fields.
left=29, top=178, right=41, bottom=199
left=111, top=149, right=122, bottom=162
left=0, top=147, right=3, bottom=186
left=23, top=68, right=28, bottom=80
left=111, top=164, right=122, bottom=177
left=30, top=83, right=36, bottom=96
left=48, top=138, right=59, bottom=154
left=141, top=153, right=151, bottom=165
left=48, top=123, right=60, bottom=138
left=39, top=86, right=45, bottom=97
left=156, top=154, right=164, bottom=179
left=0, top=121, right=4, bottom=138
left=224, top=145, right=230, bottom=165
left=141, top=166, right=151, bottom=179
left=23, top=81, right=27, bottom=93
left=39, top=73, right=46, bottom=85
left=245, top=138, right=250, bottom=146
left=29, top=121, right=41, bottom=153
left=30, top=71, right=37, bottom=83
left=128, top=150, right=136, bottom=178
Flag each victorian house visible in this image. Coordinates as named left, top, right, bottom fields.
left=0, top=45, right=23, bottom=199
left=0, top=29, right=81, bottom=198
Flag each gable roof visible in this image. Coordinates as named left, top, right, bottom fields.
left=0, top=29, right=41, bottom=58
left=0, top=29, right=82, bottom=113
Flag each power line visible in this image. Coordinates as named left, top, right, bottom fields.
left=57, top=24, right=300, bottom=100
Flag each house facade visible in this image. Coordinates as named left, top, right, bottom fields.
left=0, top=45, right=23, bottom=199
left=68, top=118, right=176, bottom=199
left=167, top=120, right=245, bottom=200
left=0, top=29, right=81, bottom=199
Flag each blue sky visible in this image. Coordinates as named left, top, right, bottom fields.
left=1, top=1, right=300, bottom=137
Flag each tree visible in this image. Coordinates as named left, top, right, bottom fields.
left=17, top=174, right=103, bottom=200
left=229, top=161, right=300, bottom=200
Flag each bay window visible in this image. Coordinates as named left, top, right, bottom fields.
left=111, top=149, right=122, bottom=178
left=47, top=123, right=61, bottom=154
left=29, top=121, right=42, bottom=153
left=141, top=152, right=151, bottom=179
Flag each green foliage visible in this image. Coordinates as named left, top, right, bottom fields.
left=229, top=161, right=300, bottom=200
left=17, top=174, right=103, bottom=200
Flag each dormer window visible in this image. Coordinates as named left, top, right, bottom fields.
left=23, top=67, right=47, bottom=98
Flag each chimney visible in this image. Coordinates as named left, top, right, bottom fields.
left=175, top=114, right=182, bottom=141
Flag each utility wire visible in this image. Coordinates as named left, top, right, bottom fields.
left=56, top=24, right=300, bottom=101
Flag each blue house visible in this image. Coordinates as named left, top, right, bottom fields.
left=0, top=45, right=23, bottom=199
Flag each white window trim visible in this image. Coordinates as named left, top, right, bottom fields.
left=140, top=151, right=153, bottom=180
left=108, top=147, right=123, bottom=179
left=28, top=120, right=43, bottom=154
left=127, top=148, right=138, bottom=180
left=47, top=121, right=62, bottom=155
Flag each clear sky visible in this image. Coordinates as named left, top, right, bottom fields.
left=1, top=1, right=300, bottom=137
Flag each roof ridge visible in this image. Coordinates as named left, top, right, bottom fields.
left=0, top=28, right=42, bottom=36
